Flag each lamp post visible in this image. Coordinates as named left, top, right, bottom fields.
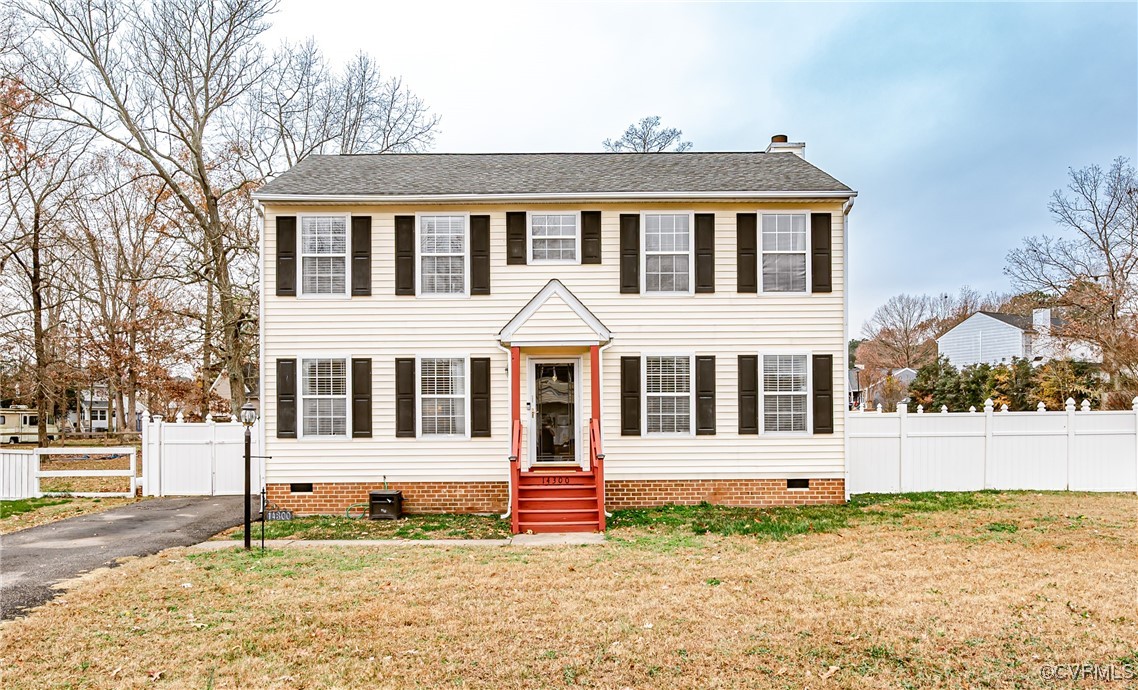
left=240, top=402, right=258, bottom=550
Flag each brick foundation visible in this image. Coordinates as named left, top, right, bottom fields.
left=267, top=478, right=844, bottom=515
left=266, top=481, right=509, bottom=515
left=604, top=478, right=845, bottom=509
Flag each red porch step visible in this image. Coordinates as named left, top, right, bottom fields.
left=515, top=470, right=602, bottom=534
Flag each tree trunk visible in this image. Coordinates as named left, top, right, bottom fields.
left=31, top=211, right=49, bottom=447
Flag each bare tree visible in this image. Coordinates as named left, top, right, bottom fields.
left=1006, top=157, right=1138, bottom=390
left=0, top=88, right=91, bottom=444
left=603, top=115, right=692, bottom=153
left=235, top=43, right=440, bottom=179
left=859, top=294, right=937, bottom=373
left=19, top=0, right=276, bottom=413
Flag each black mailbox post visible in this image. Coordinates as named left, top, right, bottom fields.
left=369, top=490, right=403, bottom=520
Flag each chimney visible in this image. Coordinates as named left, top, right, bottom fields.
left=765, top=134, right=806, bottom=159
left=1032, top=308, right=1051, bottom=335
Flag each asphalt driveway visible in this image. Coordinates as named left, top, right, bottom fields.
left=0, top=496, right=251, bottom=620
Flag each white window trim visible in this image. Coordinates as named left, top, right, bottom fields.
left=297, top=354, right=353, bottom=441
left=759, top=350, right=813, bottom=436
left=526, top=211, right=582, bottom=265
left=296, top=213, right=352, bottom=299
left=415, top=353, right=472, bottom=440
left=640, top=211, right=695, bottom=296
left=415, top=212, right=471, bottom=298
left=642, top=352, right=696, bottom=437
left=758, top=212, right=811, bottom=296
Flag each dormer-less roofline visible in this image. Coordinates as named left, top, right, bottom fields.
left=253, top=190, right=858, bottom=204
left=499, top=279, right=612, bottom=345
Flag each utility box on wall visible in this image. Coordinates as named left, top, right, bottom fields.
left=368, top=490, right=403, bottom=520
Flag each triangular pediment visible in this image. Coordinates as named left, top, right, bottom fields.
left=498, top=280, right=612, bottom=346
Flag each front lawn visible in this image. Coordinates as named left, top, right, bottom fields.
left=0, top=497, right=140, bottom=534
left=223, top=512, right=511, bottom=541
left=2, top=491, right=1134, bottom=689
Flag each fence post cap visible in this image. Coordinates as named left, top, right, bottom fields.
left=1080, top=399, right=1091, bottom=412
left=984, top=398, right=994, bottom=412
left=1065, top=398, right=1076, bottom=411
left=969, top=406, right=977, bottom=413
left=916, top=404, right=924, bottom=414
left=151, top=414, right=164, bottom=423
left=1037, top=402, right=1046, bottom=412
left=175, top=411, right=184, bottom=423
left=1000, top=403, right=1009, bottom=412
left=940, top=405, right=948, bottom=413
left=897, top=403, right=908, bottom=414
left=1132, top=397, right=1138, bottom=410
left=876, top=403, right=883, bottom=412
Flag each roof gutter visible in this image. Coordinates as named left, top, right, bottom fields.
left=252, top=190, right=858, bottom=204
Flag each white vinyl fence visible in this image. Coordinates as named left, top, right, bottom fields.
left=0, top=447, right=137, bottom=500
left=142, top=415, right=262, bottom=496
left=848, top=398, right=1138, bottom=494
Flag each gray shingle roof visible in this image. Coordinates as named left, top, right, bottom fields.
left=978, top=311, right=1060, bottom=331
left=255, top=152, right=853, bottom=199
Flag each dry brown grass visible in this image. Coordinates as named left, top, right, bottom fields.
left=1, top=492, right=1134, bottom=689
left=38, top=452, right=140, bottom=494
left=0, top=497, right=141, bottom=534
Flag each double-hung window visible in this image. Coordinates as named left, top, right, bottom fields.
left=300, top=216, right=348, bottom=295
left=644, top=213, right=691, bottom=293
left=529, top=213, right=579, bottom=263
left=761, top=214, right=808, bottom=292
left=645, top=355, right=692, bottom=434
left=420, top=358, right=466, bottom=436
left=762, top=354, right=808, bottom=433
left=301, top=358, right=348, bottom=437
left=419, top=215, right=467, bottom=296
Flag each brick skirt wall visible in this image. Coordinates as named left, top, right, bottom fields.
left=604, top=478, right=845, bottom=509
left=267, top=478, right=844, bottom=515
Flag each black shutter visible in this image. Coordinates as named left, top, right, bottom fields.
left=506, top=212, right=527, bottom=265
left=395, top=358, right=416, bottom=437
left=582, top=211, right=602, bottom=264
left=351, top=216, right=371, bottom=296
left=695, top=213, right=715, bottom=293
left=470, top=215, right=491, bottom=295
left=695, top=355, right=716, bottom=435
left=811, top=213, right=833, bottom=293
left=619, top=214, right=639, bottom=294
left=276, top=358, right=297, bottom=438
left=351, top=358, right=372, bottom=438
left=471, top=357, right=491, bottom=437
left=395, top=215, right=415, bottom=295
left=738, top=355, right=758, bottom=435
left=737, top=213, right=757, bottom=293
left=620, top=356, right=641, bottom=436
left=812, top=354, right=834, bottom=434
left=275, top=216, right=296, bottom=296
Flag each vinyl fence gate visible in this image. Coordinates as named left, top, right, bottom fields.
left=142, top=417, right=263, bottom=496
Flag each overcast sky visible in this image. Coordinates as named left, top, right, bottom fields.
left=266, top=1, right=1137, bottom=332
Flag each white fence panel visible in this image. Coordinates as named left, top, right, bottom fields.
left=1, top=450, right=37, bottom=499
left=1070, top=411, right=1137, bottom=491
left=849, top=400, right=1138, bottom=495
left=989, top=413, right=1067, bottom=490
left=143, top=418, right=261, bottom=496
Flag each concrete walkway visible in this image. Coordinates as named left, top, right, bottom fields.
left=189, top=532, right=606, bottom=551
left=1, top=496, right=251, bottom=620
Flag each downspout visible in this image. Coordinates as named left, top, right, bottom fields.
left=496, top=341, right=514, bottom=520
left=841, top=196, right=854, bottom=502
left=598, top=339, right=615, bottom=517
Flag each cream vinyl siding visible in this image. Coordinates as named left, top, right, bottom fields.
left=263, top=201, right=846, bottom=483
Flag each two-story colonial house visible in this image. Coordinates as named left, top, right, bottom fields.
left=254, top=137, right=856, bottom=533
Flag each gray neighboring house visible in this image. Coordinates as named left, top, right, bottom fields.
left=861, top=367, right=918, bottom=408
left=936, top=308, right=1099, bottom=367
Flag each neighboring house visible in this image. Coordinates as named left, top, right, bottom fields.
left=862, top=367, right=917, bottom=408
left=253, top=139, right=856, bottom=533
left=937, top=308, right=1100, bottom=367
left=210, top=364, right=260, bottom=414
left=69, top=384, right=146, bottom=431
left=848, top=369, right=863, bottom=409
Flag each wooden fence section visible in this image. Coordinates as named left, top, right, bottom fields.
left=848, top=399, right=1138, bottom=495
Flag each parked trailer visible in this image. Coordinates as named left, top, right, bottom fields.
left=0, top=406, right=60, bottom=444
